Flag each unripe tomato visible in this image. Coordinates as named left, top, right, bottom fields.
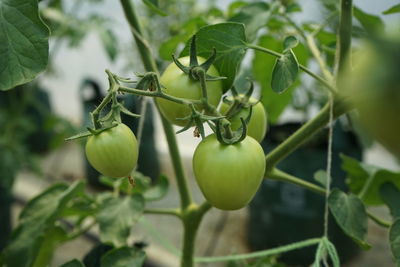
left=220, top=96, right=268, bottom=142
left=344, top=38, right=400, bottom=156
left=85, top=123, right=138, bottom=178
left=193, top=134, right=266, bottom=210
left=156, top=56, right=223, bottom=126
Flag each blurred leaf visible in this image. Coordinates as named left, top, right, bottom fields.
left=271, top=49, right=299, bottom=93
left=0, top=0, right=49, bottom=91
left=252, top=35, right=308, bottom=123
left=99, top=28, right=118, bottom=61
left=60, top=259, right=86, bottom=267
left=353, top=6, right=384, bottom=34
left=143, top=175, right=169, bottom=201
left=180, top=23, right=247, bottom=92
left=314, top=170, right=328, bottom=187
left=32, top=226, right=69, bottom=267
left=283, top=36, right=299, bottom=51
left=83, top=243, right=113, bottom=267
left=379, top=182, right=400, bottom=220
left=389, top=219, right=400, bottom=265
left=383, top=4, right=400, bottom=15
left=159, top=17, right=207, bottom=60
left=97, top=194, right=144, bottom=247
left=142, top=0, right=167, bottom=16
left=101, top=247, right=145, bottom=267
left=328, top=189, right=370, bottom=249
left=286, top=3, right=302, bottom=13
left=3, top=181, right=85, bottom=267
left=228, top=2, right=271, bottom=42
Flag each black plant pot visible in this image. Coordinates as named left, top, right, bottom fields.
left=248, top=122, right=362, bottom=266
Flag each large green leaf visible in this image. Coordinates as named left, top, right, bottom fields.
left=390, top=220, right=400, bottom=266
left=353, top=6, right=384, bottom=34
left=252, top=35, right=308, bottom=123
left=3, top=181, right=84, bottom=267
left=0, top=0, right=49, bottom=91
left=97, top=194, right=144, bottom=247
left=379, top=182, right=400, bottom=220
left=101, top=247, right=145, bottom=267
left=180, top=23, right=247, bottom=92
left=328, top=189, right=370, bottom=249
left=228, top=2, right=271, bottom=42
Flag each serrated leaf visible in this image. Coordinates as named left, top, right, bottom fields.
left=180, top=23, right=247, bottom=92
left=314, top=169, right=328, bottom=187
left=353, top=6, right=384, bottom=34
left=142, top=0, right=167, bottom=16
left=101, top=246, right=145, bottom=267
left=389, top=219, right=400, bottom=265
left=0, top=0, right=50, bottom=91
left=228, top=2, right=271, bottom=42
left=60, top=259, right=86, bottom=267
left=328, top=189, right=370, bottom=249
left=283, top=36, right=299, bottom=51
left=383, top=4, right=400, bottom=15
left=271, top=49, right=299, bottom=93
left=3, top=181, right=85, bottom=267
left=97, top=194, right=144, bottom=247
left=379, top=182, right=400, bottom=220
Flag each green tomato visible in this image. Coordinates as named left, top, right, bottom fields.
left=220, top=96, right=268, bottom=142
left=85, top=123, right=138, bottom=178
left=344, top=38, right=400, bottom=156
left=193, top=134, right=266, bottom=210
left=156, top=56, right=223, bottom=126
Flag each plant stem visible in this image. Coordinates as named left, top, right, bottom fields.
left=268, top=168, right=326, bottom=195
left=306, top=35, right=334, bottom=82
left=264, top=99, right=348, bottom=170
left=144, top=208, right=182, bottom=218
left=247, top=44, right=337, bottom=95
left=195, top=238, right=321, bottom=263
left=366, top=211, right=391, bottom=228
left=336, top=0, right=353, bottom=80
left=119, top=0, right=193, bottom=210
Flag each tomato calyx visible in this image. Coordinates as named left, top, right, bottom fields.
left=172, top=35, right=226, bottom=82
left=223, top=83, right=260, bottom=120
left=65, top=124, right=119, bottom=141
left=214, top=107, right=252, bottom=145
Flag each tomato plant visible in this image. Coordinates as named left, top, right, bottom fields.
left=220, top=96, right=268, bottom=143
left=193, top=134, right=266, bottom=210
left=85, top=123, right=138, bottom=178
left=156, top=56, right=223, bottom=126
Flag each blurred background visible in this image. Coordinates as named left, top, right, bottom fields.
left=1, top=0, right=400, bottom=266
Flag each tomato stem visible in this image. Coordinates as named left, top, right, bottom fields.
left=336, top=0, right=353, bottom=81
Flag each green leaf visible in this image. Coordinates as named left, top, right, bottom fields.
left=143, top=175, right=169, bottom=201
left=228, top=2, right=271, bottom=42
left=389, top=219, right=400, bottom=265
left=180, top=23, right=247, bottom=92
left=60, top=259, right=86, bottom=267
left=328, top=189, right=370, bottom=249
left=142, top=0, right=167, bottom=16
left=383, top=4, right=400, bottom=15
left=101, top=247, right=145, bottom=267
left=0, top=0, right=50, bottom=91
left=379, top=182, right=400, bottom=220
left=32, top=226, right=69, bottom=267
left=3, top=181, right=85, bottom=267
left=283, top=36, right=299, bottom=51
left=252, top=35, right=308, bottom=123
left=353, top=6, right=384, bottom=34
left=97, top=194, right=144, bottom=247
left=314, top=170, right=328, bottom=187
left=99, top=28, right=118, bottom=61
left=271, top=49, right=299, bottom=93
